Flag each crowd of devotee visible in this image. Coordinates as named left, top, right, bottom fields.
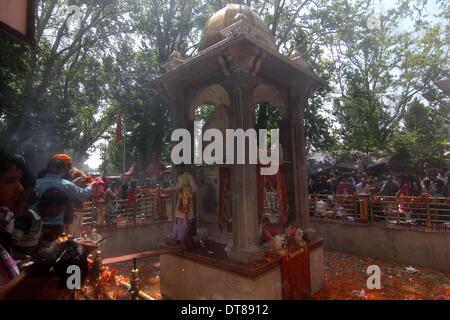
left=0, top=145, right=449, bottom=299
left=308, top=168, right=450, bottom=224
left=0, top=149, right=106, bottom=299
left=0, top=147, right=179, bottom=299
left=309, top=168, right=450, bottom=198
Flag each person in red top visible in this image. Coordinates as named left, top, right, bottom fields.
left=126, top=180, right=140, bottom=217
left=397, top=181, right=412, bottom=220
left=127, top=180, right=137, bottom=205
left=335, top=176, right=355, bottom=213
left=91, top=177, right=106, bottom=226
left=336, top=177, right=355, bottom=195
left=90, top=177, right=105, bottom=202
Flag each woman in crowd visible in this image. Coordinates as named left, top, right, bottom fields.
left=1, top=150, right=97, bottom=294
left=0, top=240, right=90, bottom=300
left=104, top=181, right=119, bottom=224
left=0, top=150, right=24, bottom=285
left=91, top=179, right=106, bottom=226
left=12, top=187, right=69, bottom=258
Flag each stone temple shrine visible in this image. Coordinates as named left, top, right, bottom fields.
left=147, top=0, right=326, bottom=300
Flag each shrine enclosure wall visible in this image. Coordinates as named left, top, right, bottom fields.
left=312, top=218, right=450, bottom=271
left=96, top=221, right=172, bottom=258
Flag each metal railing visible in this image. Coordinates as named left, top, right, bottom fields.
left=309, top=194, right=450, bottom=229
left=79, top=188, right=172, bottom=233
left=77, top=252, right=159, bottom=300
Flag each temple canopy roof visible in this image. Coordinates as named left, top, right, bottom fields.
left=199, top=2, right=276, bottom=52
left=147, top=1, right=327, bottom=98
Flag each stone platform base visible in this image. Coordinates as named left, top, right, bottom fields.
left=309, top=240, right=325, bottom=295
left=160, top=254, right=283, bottom=300
left=160, top=240, right=324, bottom=300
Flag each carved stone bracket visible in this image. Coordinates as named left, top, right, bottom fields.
left=218, top=45, right=265, bottom=77
left=162, top=51, right=185, bottom=71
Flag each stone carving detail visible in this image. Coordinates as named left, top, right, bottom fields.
left=162, top=50, right=184, bottom=71
left=217, top=46, right=265, bottom=77
left=220, top=19, right=257, bottom=40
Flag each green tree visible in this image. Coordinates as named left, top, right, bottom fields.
left=0, top=33, right=28, bottom=152
left=392, top=99, right=449, bottom=169
left=99, top=0, right=342, bottom=173
left=330, top=0, right=449, bottom=163
left=7, top=0, right=127, bottom=171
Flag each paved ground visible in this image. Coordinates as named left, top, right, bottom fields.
left=106, top=250, right=450, bottom=300
left=312, top=250, right=450, bottom=300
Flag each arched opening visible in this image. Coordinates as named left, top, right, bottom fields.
left=252, top=84, right=294, bottom=231
left=190, top=84, right=230, bottom=120
left=253, top=84, right=287, bottom=152
left=189, top=85, right=232, bottom=241
left=190, top=84, right=230, bottom=164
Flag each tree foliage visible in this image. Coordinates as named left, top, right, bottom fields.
left=0, top=0, right=448, bottom=174
left=392, top=99, right=449, bottom=168
left=330, top=0, right=449, bottom=162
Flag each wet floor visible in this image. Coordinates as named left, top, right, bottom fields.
left=312, top=250, right=450, bottom=300
left=105, top=250, right=450, bottom=300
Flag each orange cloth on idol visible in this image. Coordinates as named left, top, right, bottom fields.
left=52, top=153, right=72, bottom=165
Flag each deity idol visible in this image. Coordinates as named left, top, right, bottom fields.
left=171, top=164, right=197, bottom=247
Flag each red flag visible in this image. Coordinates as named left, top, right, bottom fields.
left=115, top=113, right=123, bottom=143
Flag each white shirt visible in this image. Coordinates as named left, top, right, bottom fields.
left=355, top=183, right=371, bottom=195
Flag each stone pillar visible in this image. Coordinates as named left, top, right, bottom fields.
left=168, top=93, right=187, bottom=225
left=226, top=74, right=264, bottom=264
left=290, top=96, right=314, bottom=238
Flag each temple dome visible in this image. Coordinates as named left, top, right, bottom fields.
left=198, top=2, right=276, bottom=52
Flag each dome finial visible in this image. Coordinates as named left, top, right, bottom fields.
left=234, top=0, right=245, bottom=21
